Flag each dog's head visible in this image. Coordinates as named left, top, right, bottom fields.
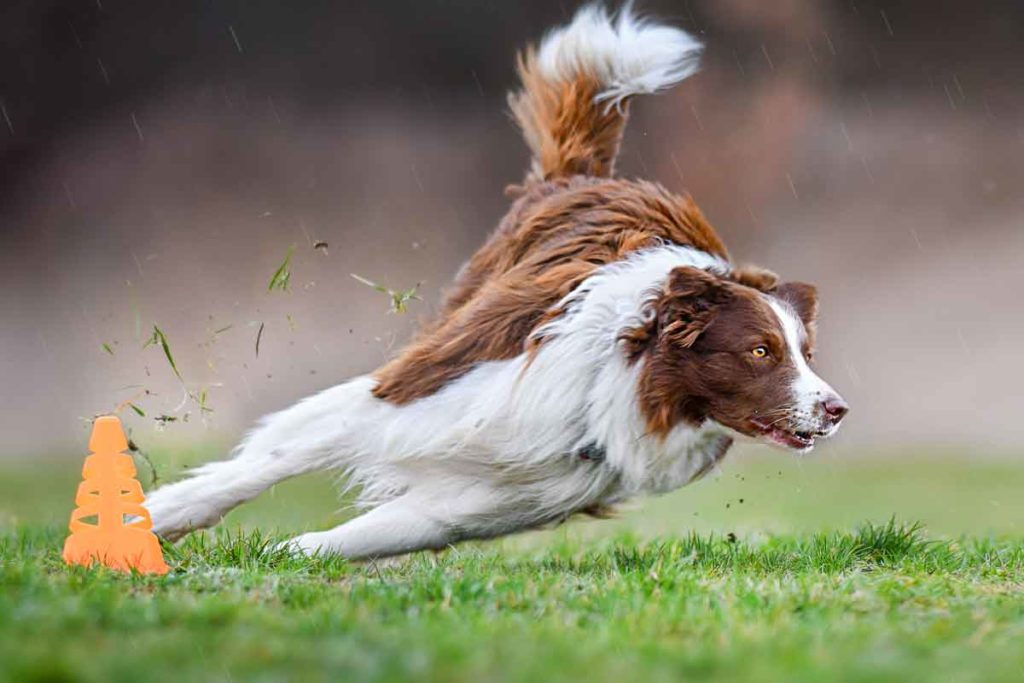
left=624, top=265, right=848, bottom=452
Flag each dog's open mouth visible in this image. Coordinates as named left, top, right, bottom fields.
left=749, top=417, right=817, bottom=450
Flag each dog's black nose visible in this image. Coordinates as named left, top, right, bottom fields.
left=822, top=396, right=849, bottom=422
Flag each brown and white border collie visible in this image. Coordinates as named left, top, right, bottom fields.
left=147, top=4, right=849, bottom=558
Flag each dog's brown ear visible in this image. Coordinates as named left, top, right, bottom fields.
left=775, top=282, right=819, bottom=330
left=658, top=267, right=733, bottom=348
left=731, top=264, right=779, bottom=292
left=621, top=267, right=732, bottom=358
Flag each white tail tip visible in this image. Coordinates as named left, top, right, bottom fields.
left=537, top=3, right=703, bottom=108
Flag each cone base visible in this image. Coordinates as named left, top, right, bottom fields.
left=63, top=527, right=169, bottom=575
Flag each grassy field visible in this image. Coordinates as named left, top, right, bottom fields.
left=2, top=445, right=1024, bottom=681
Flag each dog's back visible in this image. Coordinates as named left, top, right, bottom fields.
left=373, top=5, right=720, bottom=404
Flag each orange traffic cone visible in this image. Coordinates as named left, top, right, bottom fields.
left=62, top=415, right=169, bottom=575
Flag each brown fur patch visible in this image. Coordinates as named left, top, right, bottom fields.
left=509, top=48, right=630, bottom=181
left=372, top=179, right=730, bottom=404
left=730, top=264, right=779, bottom=292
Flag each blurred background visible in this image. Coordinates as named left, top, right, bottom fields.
left=2, top=0, right=1023, bottom=536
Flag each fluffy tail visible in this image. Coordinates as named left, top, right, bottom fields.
left=509, top=3, right=702, bottom=182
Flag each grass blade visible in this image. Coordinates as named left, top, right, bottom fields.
left=268, top=246, right=294, bottom=292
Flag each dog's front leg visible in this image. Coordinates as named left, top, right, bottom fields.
left=278, top=479, right=525, bottom=560
left=279, top=495, right=461, bottom=560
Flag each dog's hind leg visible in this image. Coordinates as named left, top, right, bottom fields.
left=145, top=449, right=313, bottom=542
left=146, top=378, right=377, bottom=541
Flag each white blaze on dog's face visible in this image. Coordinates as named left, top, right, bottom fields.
left=628, top=268, right=849, bottom=452
left=762, top=295, right=849, bottom=451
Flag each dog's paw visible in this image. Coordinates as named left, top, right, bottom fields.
left=145, top=497, right=208, bottom=542
left=274, top=532, right=329, bottom=558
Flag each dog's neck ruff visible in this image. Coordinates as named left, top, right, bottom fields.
left=517, top=244, right=733, bottom=494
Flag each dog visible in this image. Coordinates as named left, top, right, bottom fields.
left=146, top=4, right=849, bottom=559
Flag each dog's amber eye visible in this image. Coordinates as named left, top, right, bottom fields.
left=751, top=346, right=769, bottom=359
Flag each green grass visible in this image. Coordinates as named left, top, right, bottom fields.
left=2, top=446, right=1024, bottom=681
